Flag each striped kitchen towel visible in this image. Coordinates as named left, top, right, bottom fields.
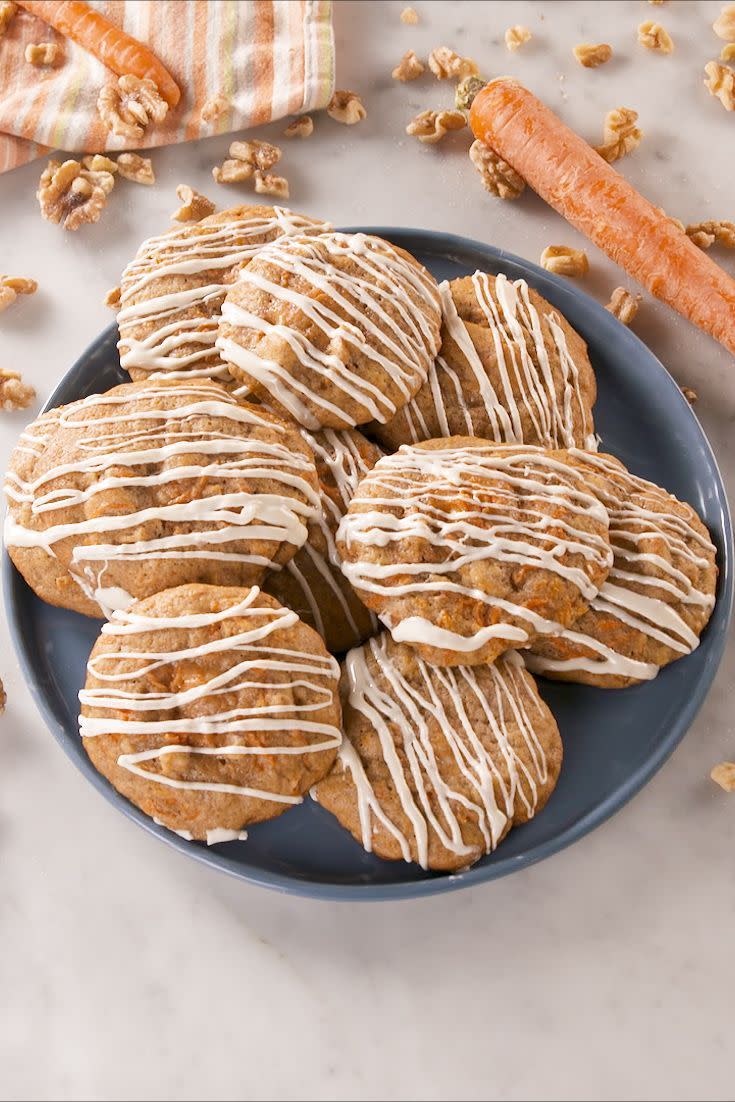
left=0, top=0, right=334, bottom=172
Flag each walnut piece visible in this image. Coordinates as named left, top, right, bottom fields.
left=711, top=762, right=735, bottom=791
left=97, top=75, right=168, bottom=140
left=229, top=139, right=281, bottom=170
left=82, top=154, right=118, bottom=174
left=714, top=5, right=735, bottom=41
left=0, top=1, right=16, bottom=36
left=406, top=109, right=466, bottom=144
left=254, top=171, right=289, bottom=198
left=680, top=386, right=698, bottom=404
left=25, top=42, right=63, bottom=67
left=212, top=159, right=254, bottom=184
left=284, top=115, right=314, bottom=138
left=327, top=90, right=366, bottom=124
left=37, top=158, right=114, bottom=231
left=605, top=287, right=641, bottom=325
left=638, top=21, right=674, bottom=53
left=2, top=275, right=37, bottom=296
left=686, top=220, right=735, bottom=250
left=455, top=76, right=487, bottom=110
left=573, top=43, right=612, bottom=68
left=201, top=93, right=230, bottom=123
left=705, top=61, right=735, bottom=110
left=721, top=43, right=735, bottom=61
left=392, top=50, right=425, bottom=81
left=116, top=152, right=155, bottom=185
left=540, top=246, right=589, bottom=278
left=104, top=286, right=121, bottom=309
left=469, top=139, right=525, bottom=199
left=0, top=368, right=35, bottom=411
left=595, top=107, right=642, bottom=162
left=428, top=46, right=479, bottom=81
left=172, top=184, right=216, bottom=222
left=505, top=25, right=531, bottom=52
left=400, top=6, right=418, bottom=23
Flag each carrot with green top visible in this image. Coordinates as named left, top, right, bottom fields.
left=16, top=0, right=181, bottom=107
left=469, top=78, right=735, bottom=356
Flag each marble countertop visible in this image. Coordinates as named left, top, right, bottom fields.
left=2, top=2, right=734, bottom=1100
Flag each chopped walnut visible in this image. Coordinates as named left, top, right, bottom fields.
left=392, top=50, right=425, bottom=81
left=82, top=154, right=118, bottom=174
left=104, top=286, right=121, bottom=309
left=455, top=76, right=487, bottom=111
left=0, top=368, right=35, bottom=410
left=25, top=42, right=63, bottom=67
left=212, top=159, right=254, bottom=184
left=711, top=762, right=735, bottom=791
left=2, top=275, right=37, bottom=296
left=705, top=61, right=735, bottom=110
left=406, top=109, right=466, bottom=144
left=0, top=1, right=16, bottom=36
left=638, top=21, right=674, bottom=53
left=201, top=93, right=230, bottom=123
left=116, top=152, right=155, bottom=185
left=327, top=90, right=366, bottom=124
left=721, top=43, right=735, bottom=61
left=469, top=139, right=525, bottom=199
left=686, top=220, right=735, bottom=250
left=284, top=115, right=314, bottom=138
left=605, top=287, right=641, bottom=325
left=172, top=184, right=216, bottom=222
left=428, top=46, right=479, bottom=81
left=680, top=385, right=698, bottom=404
left=714, top=5, right=735, bottom=41
left=573, top=42, right=612, bottom=68
left=229, top=139, right=281, bottom=170
left=505, top=25, right=531, bottom=52
left=400, top=6, right=418, bottom=23
left=37, top=158, right=114, bottom=231
left=540, top=246, right=589, bottom=278
left=97, top=75, right=168, bottom=140
left=254, top=171, right=289, bottom=198
left=595, top=107, right=642, bottom=163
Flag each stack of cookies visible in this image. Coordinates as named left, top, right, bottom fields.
left=4, top=205, right=718, bottom=873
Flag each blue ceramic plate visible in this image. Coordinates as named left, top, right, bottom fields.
left=4, top=229, right=732, bottom=901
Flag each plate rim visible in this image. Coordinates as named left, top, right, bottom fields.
left=4, top=227, right=733, bottom=902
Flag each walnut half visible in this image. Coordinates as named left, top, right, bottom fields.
left=505, top=25, right=531, bottom=52
left=327, top=90, right=367, bottom=124
left=392, top=50, right=425, bottom=82
left=406, top=109, right=466, bottom=144
left=637, top=21, right=674, bottom=53
left=37, top=158, right=114, bottom=231
left=595, top=107, right=642, bottom=163
left=428, top=47, right=479, bottom=81
left=469, top=140, right=525, bottom=199
left=573, top=43, right=612, bottom=68
left=705, top=61, right=735, bottom=110
left=97, top=75, right=168, bottom=140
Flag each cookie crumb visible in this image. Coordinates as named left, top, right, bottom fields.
left=595, top=107, right=642, bottom=163
left=0, top=368, right=35, bottom=410
left=540, top=246, right=589, bottom=277
left=704, top=61, right=735, bottom=110
left=104, top=286, right=121, bottom=309
left=284, top=115, right=314, bottom=138
left=392, top=50, right=425, bottom=81
left=406, top=108, right=466, bottom=144
left=680, top=386, right=698, bottom=404
left=428, top=46, right=479, bottom=81
left=711, top=761, right=735, bottom=791
left=573, top=43, right=612, bottom=68
left=713, top=5, right=735, bottom=42
left=25, top=41, right=63, bottom=67
left=469, top=139, right=525, bottom=199
left=505, top=25, right=531, bottom=52
left=97, top=75, right=168, bottom=140
left=116, top=152, right=155, bottom=185
left=686, top=220, right=735, bottom=250
left=201, top=93, right=230, bottom=123
left=400, top=6, right=418, bottom=24
left=327, top=90, right=366, bottom=124
left=172, top=184, right=216, bottom=222
left=638, top=21, right=674, bottom=53
left=605, top=287, right=641, bottom=325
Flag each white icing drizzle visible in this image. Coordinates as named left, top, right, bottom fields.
left=525, top=451, right=716, bottom=681
left=79, top=587, right=342, bottom=806
left=393, top=273, right=596, bottom=451
left=337, top=443, right=612, bottom=655
left=117, top=207, right=327, bottom=382
left=329, top=637, right=550, bottom=869
left=4, top=384, right=321, bottom=618
left=216, top=231, right=442, bottom=429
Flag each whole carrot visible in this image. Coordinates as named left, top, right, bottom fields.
left=470, top=78, right=735, bottom=357
left=16, top=0, right=181, bottom=107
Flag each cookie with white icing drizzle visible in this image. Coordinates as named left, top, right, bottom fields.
left=313, top=634, right=562, bottom=872
left=116, top=204, right=328, bottom=385
left=80, top=584, right=342, bottom=841
left=4, top=380, right=320, bottom=619
left=264, top=427, right=382, bottom=653
left=336, top=438, right=614, bottom=667
left=525, top=451, right=718, bottom=687
left=371, top=272, right=597, bottom=452
left=216, top=231, right=443, bottom=429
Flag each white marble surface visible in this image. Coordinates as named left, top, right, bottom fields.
left=2, top=2, right=734, bottom=1100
